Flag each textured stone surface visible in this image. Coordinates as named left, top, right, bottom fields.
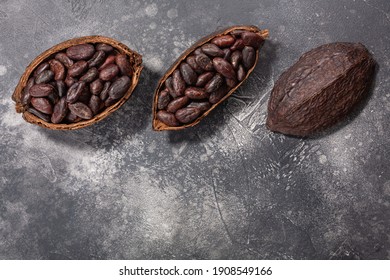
left=0, top=0, right=389, bottom=259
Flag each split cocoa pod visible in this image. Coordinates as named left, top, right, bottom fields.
left=12, top=36, right=143, bottom=130
left=152, top=25, right=269, bottom=131
left=266, top=42, right=375, bottom=137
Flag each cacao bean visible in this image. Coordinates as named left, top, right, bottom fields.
left=80, top=67, right=99, bottom=83
left=22, top=77, right=35, bottom=105
left=157, top=88, right=171, bottom=110
left=68, top=102, right=93, bottom=119
left=172, top=70, right=186, bottom=97
left=55, top=52, right=74, bottom=68
left=56, top=80, right=66, bottom=97
left=87, top=50, right=106, bottom=68
left=180, top=63, right=197, bottom=85
left=68, top=60, right=88, bottom=77
left=205, top=73, right=224, bottom=93
left=187, top=101, right=211, bottom=112
left=213, top=57, right=236, bottom=79
left=51, top=97, right=68, bottom=124
left=184, top=87, right=209, bottom=100
left=237, top=64, right=246, bottom=82
left=96, top=43, right=114, bottom=53
left=186, top=55, right=203, bottom=74
left=115, top=54, right=133, bottom=76
left=108, top=76, right=131, bottom=100
left=195, top=72, right=214, bottom=87
left=99, top=81, right=111, bottom=101
left=175, top=107, right=201, bottom=124
left=31, top=97, right=52, bottom=114
left=49, top=59, right=66, bottom=81
left=66, top=44, right=95, bottom=60
left=230, top=39, right=245, bottom=51
left=98, top=55, right=116, bottom=70
left=66, top=81, right=86, bottom=103
left=242, top=46, right=256, bottom=69
left=28, top=107, right=51, bottom=122
left=241, top=31, right=264, bottom=48
left=29, top=84, right=55, bottom=97
left=201, top=43, right=225, bottom=57
left=156, top=110, right=179, bottom=126
left=230, top=50, right=242, bottom=70
left=90, top=79, right=104, bottom=95
left=211, top=35, right=236, bottom=48
left=195, top=53, right=214, bottom=71
left=99, top=64, right=119, bottom=81
left=35, top=70, right=54, bottom=84
left=167, top=96, right=189, bottom=113
left=209, top=85, right=228, bottom=104
left=33, top=62, right=50, bottom=77
left=88, top=95, right=102, bottom=115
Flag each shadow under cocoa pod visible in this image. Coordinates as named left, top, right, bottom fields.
left=12, top=36, right=143, bottom=130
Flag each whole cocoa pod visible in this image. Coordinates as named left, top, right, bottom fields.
left=266, top=42, right=375, bottom=137
left=153, top=25, right=268, bottom=131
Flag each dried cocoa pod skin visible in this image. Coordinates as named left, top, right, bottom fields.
left=66, top=44, right=95, bottom=60
left=31, top=97, right=53, bottom=114
left=55, top=52, right=74, bottom=68
left=156, top=110, right=179, bottom=127
left=152, top=25, right=268, bottom=131
left=35, top=70, right=54, bottom=84
left=266, top=42, right=376, bottom=137
left=29, top=84, right=55, bottom=97
left=175, top=107, right=201, bottom=124
left=51, top=97, right=68, bottom=124
left=68, top=102, right=93, bottom=119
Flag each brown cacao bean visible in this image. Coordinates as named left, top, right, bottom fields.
left=66, top=81, right=86, bottom=103
left=96, top=43, right=114, bottom=53
left=22, top=77, right=35, bottom=105
left=65, top=75, right=77, bottom=87
left=56, top=80, right=66, bottom=97
left=55, top=52, right=74, bottom=68
left=237, top=64, right=246, bottom=82
left=90, top=79, right=104, bottom=95
left=68, top=102, right=93, bottom=119
left=49, top=59, right=66, bottom=81
left=28, top=107, right=51, bottom=122
left=87, top=50, right=106, bottom=68
left=184, top=87, right=209, bottom=100
left=167, top=96, right=189, bottom=113
left=241, top=31, right=264, bottom=48
left=29, top=84, right=55, bottom=97
left=115, top=54, right=133, bottom=76
left=242, top=46, right=256, bottom=69
left=80, top=67, right=99, bottom=83
left=230, top=39, right=245, bottom=51
left=212, top=57, right=236, bottom=79
left=209, top=85, right=228, bottom=104
left=108, top=76, right=131, bottom=100
left=195, top=72, right=214, bottom=87
left=35, top=70, right=54, bottom=84
left=201, top=43, right=225, bottom=57
left=51, top=97, right=68, bottom=124
left=180, top=63, right=197, bottom=85
left=88, top=95, right=102, bottom=115
left=99, top=64, right=119, bottom=81
left=186, top=55, right=203, bottom=74
left=68, top=60, right=88, bottom=77
left=230, top=50, right=242, bottom=70
left=175, top=107, right=201, bottom=124
left=187, top=101, right=211, bottom=112
left=31, top=97, right=52, bottom=114
left=205, top=73, right=224, bottom=93
left=157, top=88, right=171, bottom=110
left=195, top=53, right=214, bottom=71
left=172, top=70, right=186, bottom=97
left=99, top=81, right=111, bottom=101
left=98, top=55, right=116, bottom=70
left=66, top=44, right=95, bottom=60
left=33, top=62, right=50, bottom=77
left=156, top=110, right=179, bottom=126
left=212, top=35, right=236, bottom=48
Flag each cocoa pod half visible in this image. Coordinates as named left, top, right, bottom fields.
left=266, top=42, right=375, bottom=137
left=12, top=36, right=143, bottom=130
left=152, top=25, right=268, bottom=131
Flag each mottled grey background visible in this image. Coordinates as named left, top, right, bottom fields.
left=0, top=0, right=389, bottom=260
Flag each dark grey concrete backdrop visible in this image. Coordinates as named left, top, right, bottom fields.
left=0, top=0, right=389, bottom=259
